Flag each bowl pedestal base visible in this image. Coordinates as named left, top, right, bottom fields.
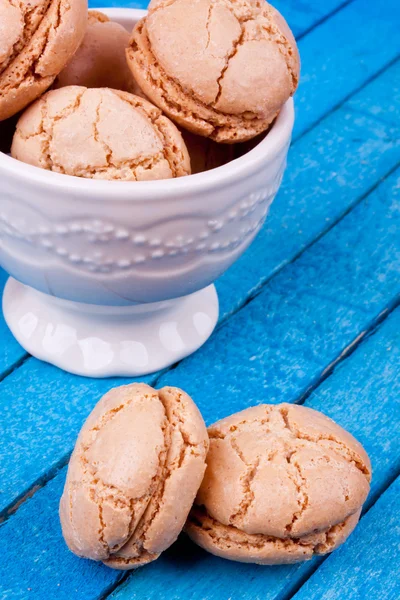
left=2, top=277, right=219, bottom=378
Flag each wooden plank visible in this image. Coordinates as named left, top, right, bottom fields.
left=0, top=470, right=123, bottom=600
left=158, top=167, right=400, bottom=425
left=1, top=63, right=400, bottom=515
left=217, top=59, right=400, bottom=321
left=1, top=303, right=399, bottom=600
left=271, top=0, right=350, bottom=38
left=292, top=477, right=400, bottom=600
left=293, top=0, right=400, bottom=138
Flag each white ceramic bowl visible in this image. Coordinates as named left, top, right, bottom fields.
left=0, top=8, right=294, bottom=378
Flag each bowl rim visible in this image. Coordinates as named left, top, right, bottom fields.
left=0, top=7, right=295, bottom=200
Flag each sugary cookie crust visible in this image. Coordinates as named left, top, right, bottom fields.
left=127, top=0, right=299, bottom=142
left=0, top=0, right=87, bottom=121
left=60, top=384, right=209, bottom=569
left=11, top=86, right=191, bottom=180
left=186, top=403, right=370, bottom=563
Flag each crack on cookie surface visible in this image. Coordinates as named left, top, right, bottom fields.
left=0, top=0, right=62, bottom=93
left=14, top=88, right=190, bottom=179
left=0, top=0, right=52, bottom=75
left=229, top=445, right=260, bottom=526
left=128, top=0, right=297, bottom=141
left=101, top=387, right=207, bottom=567
left=279, top=406, right=371, bottom=479
left=68, top=387, right=169, bottom=562
left=197, top=404, right=369, bottom=549
left=128, top=20, right=270, bottom=142
left=284, top=451, right=309, bottom=533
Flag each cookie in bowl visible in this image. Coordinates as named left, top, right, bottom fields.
left=0, top=0, right=87, bottom=121
left=54, top=10, right=143, bottom=95
left=11, top=85, right=190, bottom=180
left=127, top=0, right=300, bottom=142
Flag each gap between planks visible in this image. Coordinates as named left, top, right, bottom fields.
left=292, top=53, right=400, bottom=144
left=295, top=0, right=354, bottom=42
left=0, top=353, right=29, bottom=385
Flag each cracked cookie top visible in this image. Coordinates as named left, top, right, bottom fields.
left=0, top=0, right=87, bottom=121
left=11, top=85, right=191, bottom=180
left=54, top=11, right=144, bottom=96
left=127, top=0, right=300, bottom=142
left=59, top=383, right=208, bottom=570
left=186, top=403, right=371, bottom=564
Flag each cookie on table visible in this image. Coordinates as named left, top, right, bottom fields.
left=186, top=403, right=371, bottom=564
left=127, top=0, right=300, bottom=143
left=60, top=383, right=209, bottom=569
left=0, top=0, right=87, bottom=121
left=11, top=86, right=191, bottom=180
left=54, top=10, right=143, bottom=96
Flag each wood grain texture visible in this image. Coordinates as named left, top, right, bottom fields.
left=217, top=59, right=400, bottom=321
left=1, top=303, right=399, bottom=600
left=1, top=59, right=400, bottom=516
left=293, top=0, right=400, bottom=138
left=0, top=471, right=123, bottom=600
left=292, top=476, right=400, bottom=600
left=158, top=166, right=400, bottom=424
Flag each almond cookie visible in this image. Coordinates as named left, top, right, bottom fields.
left=11, top=86, right=191, bottom=180
left=60, top=383, right=209, bottom=570
left=186, top=403, right=371, bottom=564
left=54, top=11, right=143, bottom=95
left=127, top=0, right=300, bottom=143
left=0, top=0, right=87, bottom=121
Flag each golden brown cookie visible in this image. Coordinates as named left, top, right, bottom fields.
left=60, top=383, right=209, bottom=570
left=0, top=0, right=87, bottom=121
left=11, top=86, right=191, bottom=180
left=54, top=10, right=143, bottom=95
left=127, top=0, right=300, bottom=143
left=186, top=403, right=371, bottom=564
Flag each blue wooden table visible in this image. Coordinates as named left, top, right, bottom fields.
left=1, top=1, right=399, bottom=598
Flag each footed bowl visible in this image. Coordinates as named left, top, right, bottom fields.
left=0, top=8, right=294, bottom=378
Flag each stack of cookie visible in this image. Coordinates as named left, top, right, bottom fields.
left=60, top=383, right=371, bottom=570
left=0, top=0, right=300, bottom=180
